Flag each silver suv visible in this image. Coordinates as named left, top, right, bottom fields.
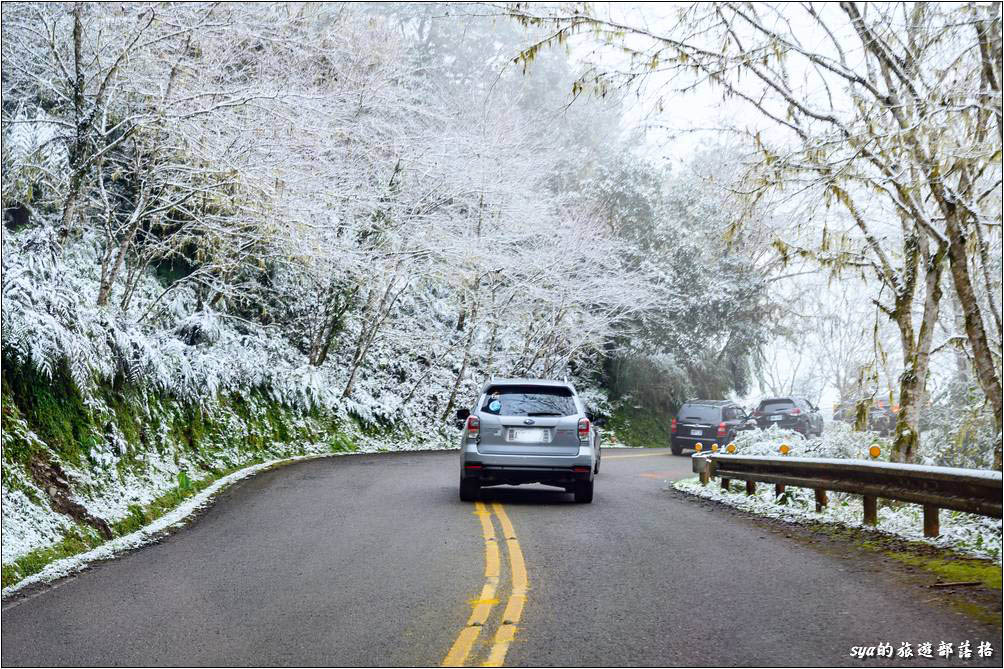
left=455, top=378, right=603, bottom=503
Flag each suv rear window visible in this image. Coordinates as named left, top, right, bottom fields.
left=481, top=385, right=577, bottom=417
left=677, top=404, right=722, bottom=422
left=759, top=399, right=795, bottom=413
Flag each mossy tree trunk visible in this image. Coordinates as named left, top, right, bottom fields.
left=942, top=210, right=1003, bottom=470
left=890, top=234, right=946, bottom=463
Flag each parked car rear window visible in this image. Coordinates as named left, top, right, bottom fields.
left=481, top=385, right=577, bottom=417
left=759, top=399, right=795, bottom=412
left=678, top=404, right=721, bottom=422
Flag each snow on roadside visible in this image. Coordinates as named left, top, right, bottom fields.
left=2, top=441, right=454, bottom=599
left=1, top=488, right=76, bottom=564
left=671, top=422, right=1002, bottom=562
left=1, top=383, right=459, bottom=567
left=673, top=476, right=1002, bottom=562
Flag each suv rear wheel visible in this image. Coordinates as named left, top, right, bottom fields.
left=459, top=477, right=479, bottom=502
left=573, top=479, right=594, bottom=503
left=670, top=442, right=683, bottom=456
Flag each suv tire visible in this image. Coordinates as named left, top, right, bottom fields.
left=670, top=442, right=683, bottom=456
left=459, top=477, right=479, bottom=502
left=573, top=479, right=594, bottom=503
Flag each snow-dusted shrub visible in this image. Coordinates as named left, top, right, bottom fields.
left=919, top=380, right=999, bottom=470
left=2, top=229, right=337, bottom=410
left=729, top=421, right=886, bottom=460
left=729, top=417, right=996, bottom=470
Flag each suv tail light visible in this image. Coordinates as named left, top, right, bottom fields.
left=671, top=418, right=677, bottom=433
left=790, top=407, right=801, bottom=415
left=752, top=409, right=762, bottom=417
left=577, top=417, right=590, bottom=441
left=466, top=415, right=480, bottom=439
left=717, top=422, right=727, bottom=438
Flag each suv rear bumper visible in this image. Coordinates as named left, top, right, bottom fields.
left=460, top=441, right=595, bottom=485
left=672, top=434, right=725, bottom=447
left=465, top=464, right=592, bottom=487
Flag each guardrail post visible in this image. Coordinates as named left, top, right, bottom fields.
left=863, top=495, right=878, bottom=526
left=745, top=481, right=756, bottom=496
left=774, top=484, right=785, bottom=497
left=720, top=477, right=730, bottom=491
left=923, top=505, right=940, bottom=537
left=692, top=455, right=711, bottom=485
left=814, top=489, right=828, bottom=512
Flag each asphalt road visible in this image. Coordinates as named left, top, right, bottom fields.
left=2, top=448, right=1000, bottom=667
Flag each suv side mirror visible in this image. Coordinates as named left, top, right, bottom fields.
left=455, top=408, right=470, bottom=428
left=593, top=416, right=607, bottom=427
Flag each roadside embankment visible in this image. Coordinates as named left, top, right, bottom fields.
left=1, top=358, right=448, bottom=592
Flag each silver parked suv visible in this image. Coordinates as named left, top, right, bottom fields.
left=456, top=378, right=603, bottom=503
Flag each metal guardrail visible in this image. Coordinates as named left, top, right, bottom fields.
left=691, top=453, right=1003, bottom=537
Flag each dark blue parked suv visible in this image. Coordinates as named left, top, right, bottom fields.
left=670, top=400, right=753, bottom=455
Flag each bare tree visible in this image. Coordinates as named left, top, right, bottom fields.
left=506, top=1, right=1003, bottom=466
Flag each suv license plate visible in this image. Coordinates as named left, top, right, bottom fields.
left=690, top=429, right=702, bottom=436
left=770, top=415, right=782, bottom=421
left=507, top=428, right=551, bottom=444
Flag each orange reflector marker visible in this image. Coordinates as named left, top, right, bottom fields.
left=726, top=443, right=736, bottom=454
left=869, top=445, right=881, bottom=459
left=711, top=444, right=719, bottom=452
left=779, top=443, right=790, bottom=455
left=695, top=443, right=703, bottom=452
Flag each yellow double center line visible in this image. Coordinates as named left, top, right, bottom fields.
left=442, top=501, right=528, bottom=667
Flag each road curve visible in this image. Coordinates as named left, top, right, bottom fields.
left=1, top=448, right=999, bottom=667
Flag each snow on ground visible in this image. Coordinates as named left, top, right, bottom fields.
left=672, top=422, right=1002, bottom=561
left=1, top=424, right=78, bottom=562
left=1, top=488, right=76, bottom=564
left=674, top=476, right=1002, bottom=561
